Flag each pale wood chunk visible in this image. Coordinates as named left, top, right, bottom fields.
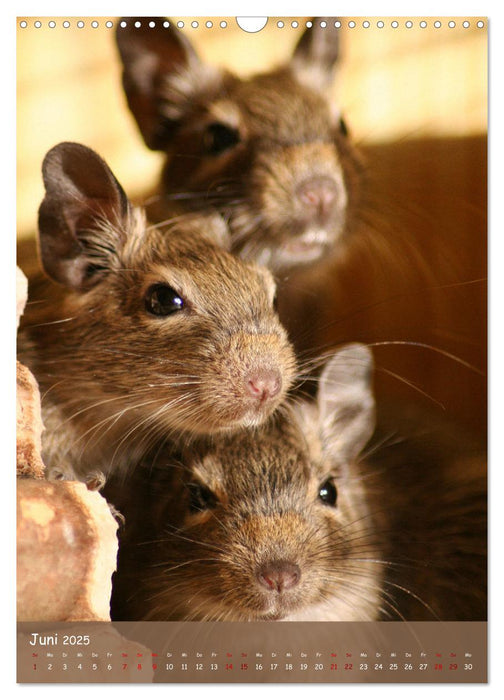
left=17, top=480, right=119, bottom=622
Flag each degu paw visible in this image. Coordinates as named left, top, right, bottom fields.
left=46, top=465, right=78, bottom=483
left=84, top=469, right=107, bottom=492
left=46, top=465, right=107, bottom=492
left=108, top=503, right=126, bottom=529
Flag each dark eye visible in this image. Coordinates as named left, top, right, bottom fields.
left=338, top=117, right=349, bottom=137
left=145, top=284, right=184, bottom=317
left=188, top=483, right=218, bottom=514
left=203, top=122, right=240, bottom=155
left=318, top=478, right=338, bottom=507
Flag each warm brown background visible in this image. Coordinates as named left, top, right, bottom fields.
left=16, top=17, right=487, bottom=440
left=17, top=17, right=487, bottom=235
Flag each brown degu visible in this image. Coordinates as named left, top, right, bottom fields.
left=115, top=17, right=362, bottom=274
left=115, top=17, right=487, bottom=445
left=108, top=343, right=486, bottom=622
left=17, top=142, right=296, bottom=485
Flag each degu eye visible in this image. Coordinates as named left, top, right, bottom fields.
left=145, top=284, right=184, bottom=317
left=203, top=122, right=240, bottom=155
left=188, top=482, right=218, bottom=514
left=318, top=478, right=338, bottom=507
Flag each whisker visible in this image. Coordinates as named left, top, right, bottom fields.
left=368, top=340, right=485, bottom=375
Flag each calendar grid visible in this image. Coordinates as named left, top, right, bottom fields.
left=17, top=621, right=487, bottom=683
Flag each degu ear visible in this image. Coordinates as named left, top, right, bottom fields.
left=317, top=343, right=375, bottom=464
left=185, top=211, right=232, bottom=251
left=115, top=17, right=203, bottom=150
left=290, top=17, right=341, bottom=92
left=37, top=142, right=130, bottom=291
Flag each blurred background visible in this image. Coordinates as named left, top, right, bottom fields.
left=17, top=16, right=486, bottom=236
left=16, top=17, right=487, bottom=439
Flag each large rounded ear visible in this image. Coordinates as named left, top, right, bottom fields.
left=115, top=17, right=204, bottom=150
left=38, top=142, right=131, bottom=290
left=317, top=343, right=375, bottom=463
left=290, top=17, right=341, bottom=92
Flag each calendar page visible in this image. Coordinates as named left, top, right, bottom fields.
left=16, top=15, right=487, bottom=685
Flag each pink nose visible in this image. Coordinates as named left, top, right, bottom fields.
left=257, top=561, right=301, bottom=593
left=297, top=176, right=339, bottom=219
left=246, top=370, right=282, bottom=401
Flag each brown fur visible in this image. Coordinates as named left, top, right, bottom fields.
left=17, top=143, right=296, bottom=482
left=115, top=18, right=362, bottom=273
left=107, top=344, right=486, bottom=622
left=115, top=20, right=487, bottom=441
